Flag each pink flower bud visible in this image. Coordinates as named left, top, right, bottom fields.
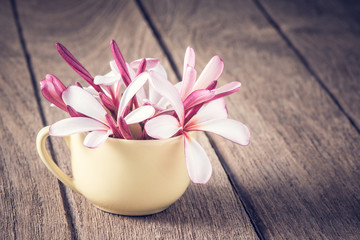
left=40, top=74, right=67, bottom=112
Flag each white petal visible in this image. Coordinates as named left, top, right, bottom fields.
left=110, top=60, right=119, bottom=73
left=83, top=130, right=111, bottom=148
left=187, top=98, right=228, bottom=125
left=147, top=63, right=169, bottom=106
left=133, top=63, right=147, bottom=105
left=180, top=66, right=196, bottom=100
left=149, top=82, right=163, bottom=105
left=145, top=115, right=180, bottom=139
left=184, top=135, right=212, bottom=184
left=82, top=86, right=99, bottom=97
left=94, top=71, right=119, bottom=86
left=136, top=87, right=147, bottom=106
left=149, top=71, right=184, bottom=124
left=151, top=63, right=167, bottom=79
left=193, top=56, right=224, bottom=90
left=182, top=46, right=196, bottom=78
left=127, top=63, right=136, bottom=80
left=175, top=81, right=182, bottom=92
left=215, top=81, right=241, bottom=95
left=156, top=97, right=171, bottom=110
left=124, top=105, right=155, bottom=124
left=62, top=86, right=107, bottom=123
left=190, top=119, right=250, bottom=145
left=50, top=117, right=108, bottom=137
left=118, top=72, right=149, bottom=118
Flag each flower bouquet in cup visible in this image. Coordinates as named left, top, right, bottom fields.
left=40, top=40, right=250, bottom=184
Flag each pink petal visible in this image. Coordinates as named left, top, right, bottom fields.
left=213, top=81, right=241, bottom=100
left=184, top=105, right=202, bottom=124
left=56, top=43, right=102, bottom=92
left=149, top=71, right=184, bottom=125
left=115, top=79, right=123, bottom=102
left=145, top=115, right=180, bottom=139
left=48, top=74, right=66, bottom=95
left=40, top=79, right=67, bottom=112
left=83, top=130, right=111, bottom=148
left=75, top=81, right=83, bottom=88
left=206, top=80, right=217, bottom=90
left=189, top=119, right=250, bottom=145
left=182, top=46, right=196, bottom=79
left=105, top=114, right=122, bottom=138
left=183, top=89, right=215, bottom=110
left=193, top=56, right=224, bottom=90
left=118, top=72, right=149, bottom=119
left=99, top=92, right=116, bottom=112
left=135, top=58, right=147, bottom=76
left=124, top=105, right=155, bottom=125
left=62, top=86, right=107, bottom=123
left=67, top=105, right=86, bottom=118
left=184, top=134, right=212, bottom=184
left=180, top=66, right=197, bottom=100
left=49, top=117, right=108, bottom=137
left=129, top=58, right=160, bottom=69
left=186, top=98, right=227, bottom=126
left=110, top=40, right=131, bottom=86
left=117, top=117, right=132, bottom=140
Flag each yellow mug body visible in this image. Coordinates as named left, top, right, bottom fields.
left=36, top=126, right=190, bottom=216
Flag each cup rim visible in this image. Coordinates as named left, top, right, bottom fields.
left=77, top=132, right=184, bottom=145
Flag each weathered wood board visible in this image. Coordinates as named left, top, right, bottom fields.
left=260, top=0, right=360, bottom=131
left=141, top=0, right=360, bottom=239
left=0, top=1, right=72, bottom=239
left=2, top=0, right=359, bottom=238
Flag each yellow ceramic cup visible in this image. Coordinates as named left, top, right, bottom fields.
left=36, top=126, right=190, bottom=216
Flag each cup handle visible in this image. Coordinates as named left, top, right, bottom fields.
left=36, top=126, right=79, bottom=193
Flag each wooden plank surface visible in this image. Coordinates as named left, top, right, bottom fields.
left=0, top=1, right=73, bottom=239
left=259, top=0, right=360, bottom=131
left=141, top=0, right=360, bottom=239
left=15, top=0, right=259, bottom=239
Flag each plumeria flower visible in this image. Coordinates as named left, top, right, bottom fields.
left=49, top=86, right=113, bottom=148
left=145, top=94, right=250, bottom=184
left=41, top=40, right=250, bottom=184
left=180, top=47, right=242, bottom=97
left=94, top=43, right=169, bottom=111
left=144, top=48, right=250, bottom=183
left=50, top=83, right=155, bottom=147
left=145, top=72, right=250, bottom=184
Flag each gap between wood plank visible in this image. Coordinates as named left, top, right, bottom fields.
left=10, top=0, right=78, bottom=239
left=254, top=0, right=360, bottom=135
left=135, top=1, right=265, bottom=239
left=134, top=0, right=181, bottom=81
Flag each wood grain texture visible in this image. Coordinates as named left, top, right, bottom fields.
left=0, top=1, right=72, bottom=239
left=260, top=0, right=360, bottom=131
left=16, top=0, right=258, bottom=239
left=141, top=0, right=360, bottom=239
